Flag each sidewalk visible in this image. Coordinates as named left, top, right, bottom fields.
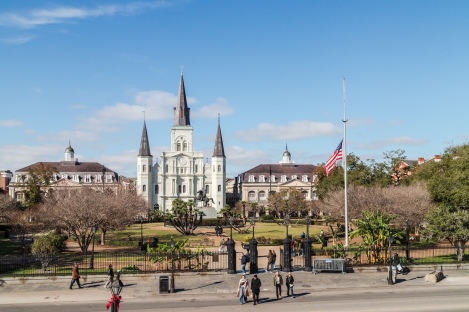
left=2, top=266, right=469, bottom=305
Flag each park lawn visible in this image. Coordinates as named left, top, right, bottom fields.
left=105, top=220, right=328, bottom=246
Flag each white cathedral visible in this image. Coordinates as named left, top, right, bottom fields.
left=136, top=74, right=226, bottom=216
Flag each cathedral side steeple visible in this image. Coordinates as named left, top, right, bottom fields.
left=173, top=74, right=191, bottom=126
left=212, top=117, right=225, bottom=157
left=138, top=120, right=152, bottom=156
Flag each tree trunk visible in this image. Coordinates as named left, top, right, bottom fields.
left=454, top=239, right=467, bottom=262
left=101, top=230, right=106, bottom=245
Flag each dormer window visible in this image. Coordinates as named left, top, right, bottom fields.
left=84, top=175, right=91, bottom=183
left=96, top=175, right=102, bottom=183
left=302, top=175, right=308, bottom=182
left=259, top=175, right=266, bottom=182
left=271, top=175, right=276, bottom=183
left=248, top=175, right=255, bottom=182
left=72, top=174, right=80, bottom=182
left=105, top=175, right=112, bottom=183
left=281, top=175, right=287, bottom=182
left=291, top=175, right=297, bottom=180
left=61, top=174, right=68, bottom=180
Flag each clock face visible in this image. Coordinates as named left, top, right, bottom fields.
left=177, top=156, right=187, bottom=165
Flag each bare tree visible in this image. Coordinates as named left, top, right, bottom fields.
left=267, top=187, right=308, bottom=218
left=41, top=186, right=146, bottom=253
left=320, top=183, right=433, bottom=231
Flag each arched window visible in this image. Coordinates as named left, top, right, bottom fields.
left=183, top=142, right=188, bottom=151
left=302, top=191, right=308, bottom=199
left=155, top=185, right=158, bottom=194
left=205, top=185, right=210, bottom=193
left=143, top=185, right=146, bottom=192
left=248, top=191, right=256, bottom=202
left=143, top=165, right=146, bottom=172
left=177, top=143, right=181, bottom=151
left=258, top=191, right=266, bottom=202
left=218, top=185, right=221, bottom=192
left=218, top=165, right=221, bottom=172
left=183, top=185, right=186, bottom=193
left=195, top=165, right=198, bottom=173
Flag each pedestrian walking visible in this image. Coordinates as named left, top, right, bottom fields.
left=286, top=272, right=295, bottom=297
left=69, top=262, right=82, bottom=289
left=240, top=252, right=248, bottom=274
left=219, top=238, right=226, bottom=253
left=237, top=275, right=249, bottom=305
left=104, top=264, right=114, bottom=288
left=271, top=250, right=277, bottom=270
left=250, top=274, right=262, bottom=305
left=273, top=271, right=283, bottom=299
left=267, top=250, right=273, bottom=272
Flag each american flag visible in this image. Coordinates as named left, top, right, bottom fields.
left=325, top=140, right=343, bottom=176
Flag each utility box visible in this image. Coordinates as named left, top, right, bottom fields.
left=159, top=275, right=169, bottom=293
left=313, top=258, right=346, bottom=274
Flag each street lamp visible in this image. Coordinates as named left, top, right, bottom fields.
left=139, top=215, right=144, bottom=247
left=89, top=225, right=96, bottom=269
left=170, top=237, right=175, bottom=293
left=404, top=220, right=410, bottom=261
left=227, top=216, right=236, bottom=274
left=388, top=235, right=394, bottom=285
left=283, top=214, right=292, bottom=272
left=249, top=216, right=258, bottom=274
left=304, top=215, right=312, bottom=272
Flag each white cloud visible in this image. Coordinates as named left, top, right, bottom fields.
left=236, top=121, right=340, bottom=142
left=0, top=2, right=170, bottom=29
left=357, top=136, right=427, bottom=149
left=0, top=120, right=22, bottom=127
left=35, top=130, right=98, bottom=143
left=0, top=36, right=33, bottom=45
left=0, top=144, right=63, bottom=171
left=191, top=97, right=234, bottom=119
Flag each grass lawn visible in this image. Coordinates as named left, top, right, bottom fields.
left=105, top=220, right=329, bottom=246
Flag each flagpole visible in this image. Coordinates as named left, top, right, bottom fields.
left=343, top=78, right=349, bottom=247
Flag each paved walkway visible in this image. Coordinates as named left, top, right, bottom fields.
left=2, top=265, right=469, bottom=305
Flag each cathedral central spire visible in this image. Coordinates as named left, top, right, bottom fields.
left=173, top=73, right=191, bottom=126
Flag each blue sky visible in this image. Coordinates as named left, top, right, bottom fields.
left=1, top=0, right=469, bottom=178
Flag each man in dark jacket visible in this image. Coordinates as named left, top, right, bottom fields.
left=250, top=274, right=262, bottom=305
left=286, top=272, right=295, bottom=297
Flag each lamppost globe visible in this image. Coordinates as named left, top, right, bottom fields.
left=170, top=237, right=175, bottom=249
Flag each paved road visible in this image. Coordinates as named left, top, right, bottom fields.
left=2, top=268, right=469, bottom=311
left=2, top=284, right=469, bottom=311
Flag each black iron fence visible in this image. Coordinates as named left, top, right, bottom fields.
left=0, top=251, right=229, bottom=277
left=281, top=245, right=468, bottom=271
left=1, top=245, right=468, bottom=277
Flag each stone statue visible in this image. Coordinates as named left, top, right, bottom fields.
left=194, top=189, right=214, bottom=207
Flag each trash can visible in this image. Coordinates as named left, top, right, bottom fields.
left=159, top=275, right=169, bottom=293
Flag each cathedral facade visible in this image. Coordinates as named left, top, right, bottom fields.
left=137, top=74, right=226, bottom=214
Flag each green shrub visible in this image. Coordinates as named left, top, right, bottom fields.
left=260, top=215, right=275, bottom=221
